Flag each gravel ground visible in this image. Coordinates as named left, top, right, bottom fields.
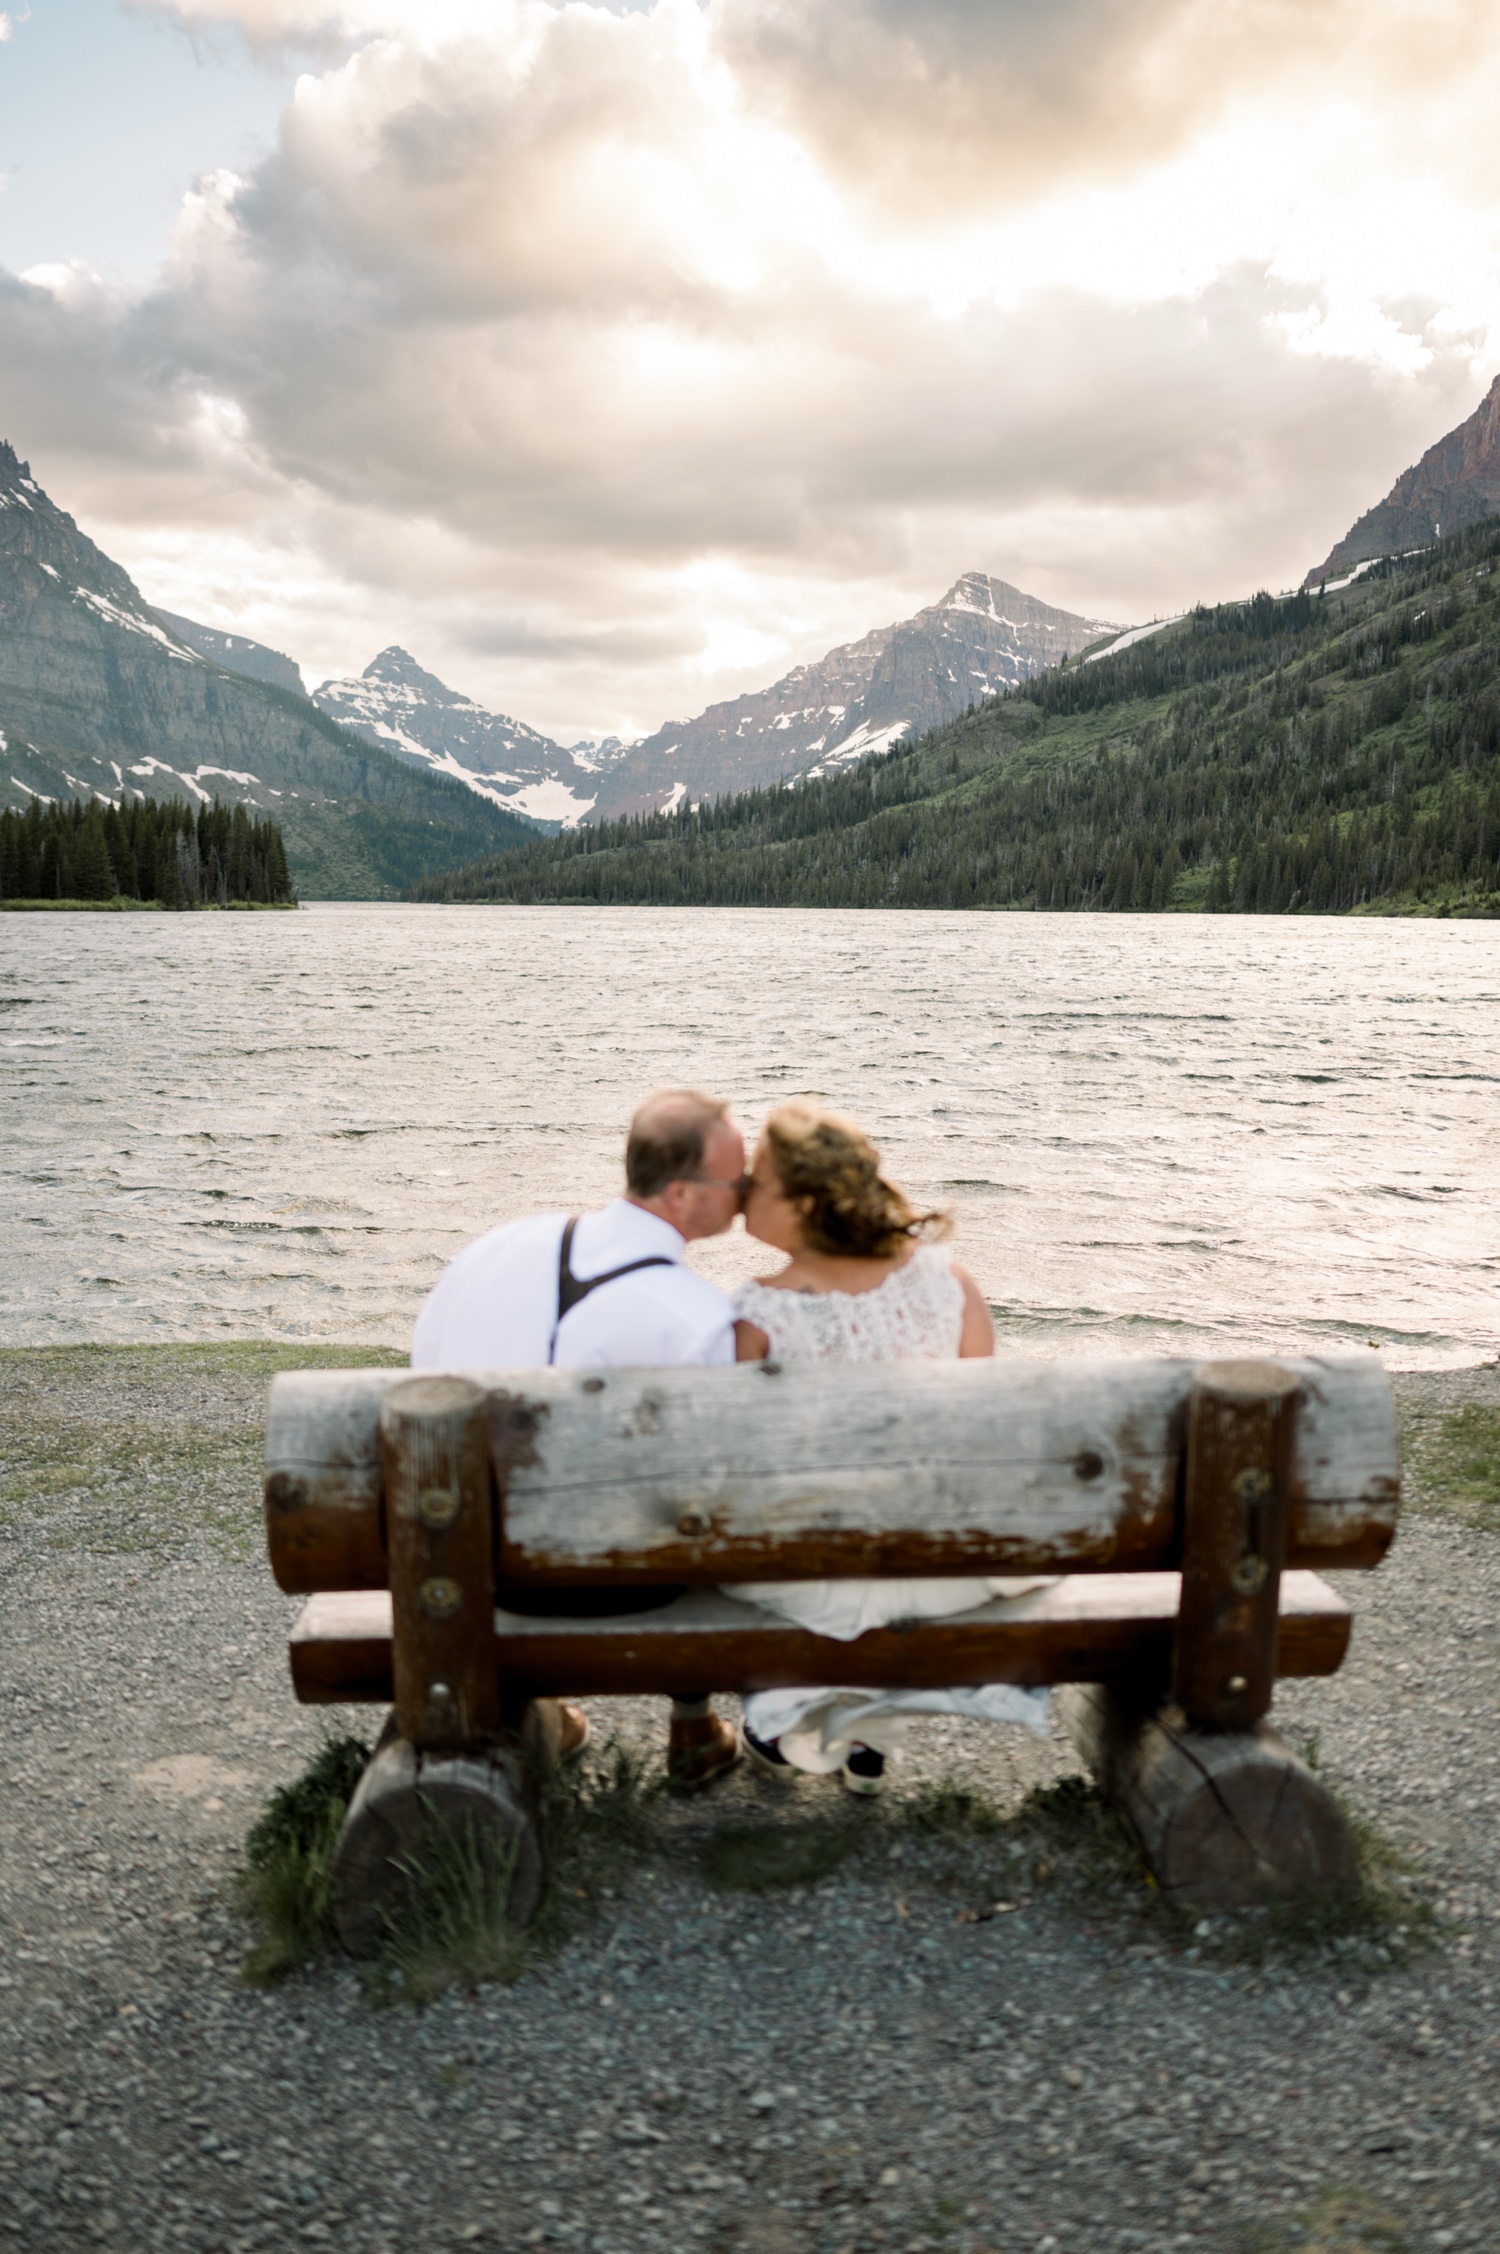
left=2, top=1348, right=1499, bottom=2254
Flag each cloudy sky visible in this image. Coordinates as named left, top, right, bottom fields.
left=2, top=0, right=1498, bottom=741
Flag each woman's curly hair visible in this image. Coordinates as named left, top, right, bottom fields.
left=762, top=1099, right=952, bottom=1261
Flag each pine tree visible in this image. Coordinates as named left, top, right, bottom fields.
left=154, top=823, right=186, bottom=907
left=71, top=808, right=116, bottom=901
left=103, top=804, right=138, bottom=898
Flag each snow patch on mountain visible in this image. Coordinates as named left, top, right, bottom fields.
left=313, top=646, right=606, bottom=828
left=128, top=756, right=211, bottom=802
left=1083, top=617, right=1182, bottom=662
left=72, top=587, right=201, bottom=660
left=568, top=736, right=638, bottom=774
left=802, top=717, right=912, bottom=778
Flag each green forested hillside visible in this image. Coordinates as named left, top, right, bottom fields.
left=0, top=794, right=295, bottom=906
left=415, top=521, right=1500, bottom=915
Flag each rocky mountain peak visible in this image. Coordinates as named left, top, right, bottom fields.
left=588, top=572, right=1122, bottom=819
left=0, top=440, right=534, bottom=895
left=361, top=645, right=453, bottom=696
left=0, top=441, right=194, bottom=649
left=1305, top=375, right=1500, bottom=586
left=941, top=570, right=1006, bottom=614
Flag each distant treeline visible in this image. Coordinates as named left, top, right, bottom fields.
left=0, top=794, right=296, bottom=906
left=414, top=521, right=1500, bottom=917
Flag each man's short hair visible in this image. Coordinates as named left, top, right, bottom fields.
left=626, top=1089, right=730, bottom=1199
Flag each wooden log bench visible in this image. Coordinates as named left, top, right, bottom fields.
left=262, top=1354, right=1399, bottom=1947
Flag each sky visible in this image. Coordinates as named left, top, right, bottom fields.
left=1, top=0, right=1498, bottom=741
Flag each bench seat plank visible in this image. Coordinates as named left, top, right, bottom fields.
left=288, top=1569, right=1352, bottom=1704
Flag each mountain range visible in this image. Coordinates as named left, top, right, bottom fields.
left=0, top=433, right=1123, bottom=852
left=11, top=364, right=1496, bottom=898
left=0, top=443, right=534, bottom=897
left=302, top=576, right=1119, bottom=824
left=1305, top=373, right=1500, bottom=587
left=418, top=520, right=1500, bottom=916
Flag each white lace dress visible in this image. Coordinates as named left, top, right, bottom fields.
left=725, top=1245, right=1051, bottom=1770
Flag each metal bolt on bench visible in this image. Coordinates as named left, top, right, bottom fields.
left=262, top=1354, right=1400, bottom=1944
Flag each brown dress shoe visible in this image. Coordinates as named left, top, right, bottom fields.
left=668, top=1709, right=741, bottom=1792
left=559, top=1702, right=591, bottom=1761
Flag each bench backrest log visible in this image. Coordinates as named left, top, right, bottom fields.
left=265, top=1354, right=1399, bottom=1596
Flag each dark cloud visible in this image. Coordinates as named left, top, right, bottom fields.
left=716, top=0, right=1500, bottom=213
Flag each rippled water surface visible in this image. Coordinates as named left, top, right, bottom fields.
left=2, top=904, right=1497, bottom=1364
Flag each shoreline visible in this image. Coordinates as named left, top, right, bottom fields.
left=0, top=897, right=299, bottom=912
left=1, top=1338, right=1493, bottom=1370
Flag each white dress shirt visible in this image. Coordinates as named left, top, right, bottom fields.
left=410, top=1198, right=736, bottom=1371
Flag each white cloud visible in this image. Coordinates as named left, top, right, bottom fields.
left=2, top=0, right=1498, bottom=738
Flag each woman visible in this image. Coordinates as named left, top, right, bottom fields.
left=724, top=1099, right=1050, bottom=1794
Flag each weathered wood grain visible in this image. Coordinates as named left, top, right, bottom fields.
left=1174, top=1359, right=1299, bottom=1729
left=1063, top=1683, right=1360, bottom=1909
left=288, top=1569, right=1351, bottom=1704
left=264, top=1356, right=1399, bottom=1594
left=264, top=1369, right=403, bottom=1592
left=381, top=1375, right=498, bottom=1750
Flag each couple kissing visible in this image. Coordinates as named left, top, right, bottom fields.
left=411, top=1089, right=1048, bottom=1796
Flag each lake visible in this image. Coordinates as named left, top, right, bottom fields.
left=2, top=904, right=1496, bottom=1366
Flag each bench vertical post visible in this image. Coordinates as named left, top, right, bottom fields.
left=1066, top=1357, right=1359, bottom=1908
left=329, top=1377, right=544, bottom=1953
left=381, top=1374, right=499, bottom=1751
left=1174, top=1359, right=1299, bottom=1730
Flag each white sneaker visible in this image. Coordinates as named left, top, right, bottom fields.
left=841, top=1745, right=886, bottom=1797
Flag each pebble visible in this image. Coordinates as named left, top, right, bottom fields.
left=1, top=1354, right=1498, bottom=2253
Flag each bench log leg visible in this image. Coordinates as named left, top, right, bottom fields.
left=1067, top=1355, right=1356, bottom=1910
left=330, top=1378, right=557, bottom=1953
left=331, top=1732, right=543, bottom=1955
left=1062, top=1683, right=1358, bottom=1909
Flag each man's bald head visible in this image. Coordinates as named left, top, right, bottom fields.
left=626, top=1089, right=731, bottom=1199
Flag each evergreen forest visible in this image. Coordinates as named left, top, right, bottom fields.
left=415, top=519, right=1500, bottom=916
left=0, top=794, right=296, bottom=907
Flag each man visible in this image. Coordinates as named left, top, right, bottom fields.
left=411, top=1087, right=745, bottom=1789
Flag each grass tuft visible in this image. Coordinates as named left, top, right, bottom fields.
left=532, top=1737, right=666, bottom=1933
left=240, top=1733, right=371, bottom=1984
left=699, top=1818, right=862, bottom=1892
left=1237, top=2183, right=1407, bottom=2253
left=1395, top=1398, right=1500, bottom=1531
left=239, top=1730, right=673, bottom=2001
left=1012, top=1773, right=1439, bottom=1970
left=371, top=1819, right=530, bottom=2006
left=898, top=1772, right=1004, bottom=1839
